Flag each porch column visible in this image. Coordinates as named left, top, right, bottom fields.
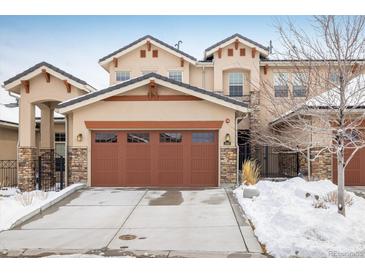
left=39, top=104, right=55, bottom=188
left=18, top=99, right=37, bottom=192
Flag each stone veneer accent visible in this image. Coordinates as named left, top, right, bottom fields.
left=297, top=148, right=332, bottom=180
left=18, top=147, right=37, bottom=192
left=68, top=147, right=88, bottom=185
left=309, top=148, right=332, bottom=181
left=39, top=148, right=55, bottom=187
left=220, top=147, right=237, bottom=184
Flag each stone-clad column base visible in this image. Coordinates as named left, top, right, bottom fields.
left=68, top=147, right=88, bottom=185
left=18, top=147, right=37, bottom=192
left=310, top=148, right=332, bottom=181
left=39, top=148, right=55, bottom=188
left=220, top=147, right=237, bottom=184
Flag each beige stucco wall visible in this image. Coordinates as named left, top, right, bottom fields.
left=0, top=126, right=18, bottom=160
left=70, top=86, right=237, bottom=148
left=109, top=44, right=190, bottom=86
left=19, top=74, right=85, bottom=147
left=212, top=43, right=261, bottom=93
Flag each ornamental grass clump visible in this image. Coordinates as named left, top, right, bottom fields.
left=242, top=160, right=261, bottom=186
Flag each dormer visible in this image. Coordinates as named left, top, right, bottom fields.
left=204, top=34, right=269, bottom=95
left=98, top=35, right=197, bottom=86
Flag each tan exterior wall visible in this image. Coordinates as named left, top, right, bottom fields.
left=213, top=43, right=260, bottom=93
left=0, top=126, right=18, bottom=160
left=109, top=44, right=190, bottom=86
left=19, top=74, right=85, bottom=147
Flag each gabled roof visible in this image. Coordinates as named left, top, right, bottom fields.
left=57, top=73, right=249, bottom=113
left=204, top=33, right=269, bottom=59
left=98, top=35, right=197, bottom=69
left=3, top=62, right=95, bottom=93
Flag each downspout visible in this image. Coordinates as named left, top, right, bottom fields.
left=236, top=114, right=248, bottom=186
left=65, top=114, right=68, bottom=186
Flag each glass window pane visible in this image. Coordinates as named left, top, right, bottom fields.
left=95, top=133, right=118, bottom=143
left=116, top=71, right=130, bottom=82
left=160, top=133, right=182, bottom=143
left=229, top=72, right=243, bottom=85
left=192, top=132, right=214, bottom=143
left=55, top=132, right=65, bottom=142
left=55, top=143, right=65, bottom=157
left=274, top=72, right=289, bottom=86
left=168, top=71, right=182, bottom=82
left=127, top=133, right=150, bottom=143
left=229, top=85, right=243, bottom=97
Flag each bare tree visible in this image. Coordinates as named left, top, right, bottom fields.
left=254, top=16, right=365, bottom=216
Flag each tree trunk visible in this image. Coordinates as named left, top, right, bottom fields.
left=337, top=152, right=346, bottom=216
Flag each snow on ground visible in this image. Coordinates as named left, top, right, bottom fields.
left=0, top=183, right=83, bottom=231
left=234, top=177, right=365, bottom=258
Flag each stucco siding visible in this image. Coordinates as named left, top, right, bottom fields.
left=0, top=127, right=18, bottom=160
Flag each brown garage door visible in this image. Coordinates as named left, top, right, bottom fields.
left=333, top=148, right=365, bottom=186
left=91, top=130, right=218, bottom=187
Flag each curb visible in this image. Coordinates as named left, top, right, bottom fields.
left=9, top=183, right=86, bottom=229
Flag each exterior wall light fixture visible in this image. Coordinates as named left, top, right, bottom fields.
left=77, top=133, right=83, bottom=142
left=224, top=133, right=231, bottom=145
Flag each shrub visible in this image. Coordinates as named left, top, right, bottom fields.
left=15, top=192, right=35, bottom=206
left=323, top=190, right=354, bottom=207
left=242, top=160, right=261, bottom=186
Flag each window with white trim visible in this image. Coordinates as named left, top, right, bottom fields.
left=116, top=71, right=130, bottom=82
left=168, top=71, right=182, bottom=82
left=274, top=72, right=289, bottom=97
left=228, top=72, right=244, bottom=97
left=292, top=73, right=308, bottom=97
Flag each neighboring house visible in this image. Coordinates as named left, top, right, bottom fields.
left=1, top=34, right=364, bottom=191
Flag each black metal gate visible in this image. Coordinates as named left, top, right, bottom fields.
left=253, top=145, right=299, bottom=178
left=34, top=152, right=65, bottom=192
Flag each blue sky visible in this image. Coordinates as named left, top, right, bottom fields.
left=0, top=16, right=312, bottom=89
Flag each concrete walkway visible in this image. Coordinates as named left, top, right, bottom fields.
left=0, top=187, right=264, bottom=258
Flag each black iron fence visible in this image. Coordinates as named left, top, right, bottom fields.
left=0, top=160, right=17, bottom=188
left=253, top=146, right=299, bottom=178
left=34, top=153, right=65, bottom=192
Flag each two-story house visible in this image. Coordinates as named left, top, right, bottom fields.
left=2, top=34, right=364, bottom=191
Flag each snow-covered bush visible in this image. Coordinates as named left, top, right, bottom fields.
left=323, top=190, right=354, bottom=207
left=15, top=190, right=49, bottom=206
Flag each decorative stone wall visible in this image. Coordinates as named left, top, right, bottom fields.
left=220, top=147, right=237, bottom=184
left=39, top=148, right=55, bottom=187
left=310, top=148, right=332, bottom=181
left=18, top=147, right=37, bottom=192
left=296, top=148, right=332, bottom=180
left=68, top=147, right=88, bottom=185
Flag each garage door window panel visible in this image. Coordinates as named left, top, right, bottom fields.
left=160, top=133, right=182, bottom=143
left=192, top=132, right=215, bottom=143
left=127, top=133, right=150, bottom=143
left=95, top=132, right=118, bottom=143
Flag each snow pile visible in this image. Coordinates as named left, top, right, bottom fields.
left=234, top=177, right=365, bottom=257
left=0, top=184, right=83, bottom=231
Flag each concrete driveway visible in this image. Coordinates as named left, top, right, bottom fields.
left=0, top=188, right=263, bottom=258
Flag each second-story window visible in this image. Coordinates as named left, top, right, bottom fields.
left=229, top=72, right=244, bottom=97
left=274, top=72, right=289, bottom=97
left=168, top=70, right=182, bottom=82
left=116, top=71, right=130, bottom=82
left=293, top=73, right=307, bottom=97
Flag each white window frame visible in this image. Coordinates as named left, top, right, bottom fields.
left=168, top=70, right=183, bottom=82
left=274, top=72, right=289, bottom=97
left=292, top=72, right=308, bottom=97
left=228, top=72, right=244, bottom=97
left=116, top=71, right=130, bottom=82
